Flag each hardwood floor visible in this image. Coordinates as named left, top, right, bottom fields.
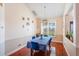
left=10, top=42, right=67, bottom=56
left=52, top=42, right=67, bottom=56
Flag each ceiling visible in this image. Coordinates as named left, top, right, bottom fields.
left=26, top=3, right=66, bottom=19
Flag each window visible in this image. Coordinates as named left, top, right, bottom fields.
left=49, top=23, right=56, bottom=36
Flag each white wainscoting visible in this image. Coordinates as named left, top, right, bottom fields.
left=63, top=37, right=76, bottom=56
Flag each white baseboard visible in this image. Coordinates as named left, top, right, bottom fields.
left=6, top=44, right=26, bottom=56
left=63, top=43, right=70, bottom=56
left=52, top=40, right=63, bottom=43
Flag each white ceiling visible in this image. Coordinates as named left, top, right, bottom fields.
left=26, top=3, right=66, bottom=19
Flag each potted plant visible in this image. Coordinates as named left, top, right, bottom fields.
left=66, top=32, right=70, bottom=39
left=66, top=31, right=73, bottom=42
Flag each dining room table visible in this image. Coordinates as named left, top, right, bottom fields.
left=26, top=35, right=53, bottom=56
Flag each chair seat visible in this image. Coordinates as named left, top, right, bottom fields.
left=32, top=36, right=35, bottom=39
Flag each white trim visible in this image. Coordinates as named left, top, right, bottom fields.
left=63, top=37, right=76, bottom=56
left=52, top=40, right=63, bottom=43
left=6, top=44, right=26, bottom=56
left=65, top=37, right=76, bottom=47
left=63, top=42, right=70, bottom=56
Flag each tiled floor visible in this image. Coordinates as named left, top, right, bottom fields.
left=10, top=42, right=67, bottom=56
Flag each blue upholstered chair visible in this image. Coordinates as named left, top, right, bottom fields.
left=44, top=35, right=48, bottom=37
left=49, top=38, right=52, bottom=45
left=32, top=36, right=35, bottom=39
left=31, top=42, right=39, bottom=50
left=48, top=38, right=52, bottom=50
left=31, top=42, right=39, bottom=55
left=27, top=41, right=32, bottom=48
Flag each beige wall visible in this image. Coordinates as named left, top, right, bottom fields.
left=34, top=17, right=41, bottom=34
left=5, top=3, right=36, bottom=55
left=55, top=17, right=63, bottom=42
left=56, top=17, right=63, bottom=35
left=76, top=3, right=79, bottom=56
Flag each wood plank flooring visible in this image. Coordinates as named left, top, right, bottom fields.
left=10, top=42, right=67, bottom=56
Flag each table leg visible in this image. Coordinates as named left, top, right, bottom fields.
left=31, top=49, right=33, bottom=56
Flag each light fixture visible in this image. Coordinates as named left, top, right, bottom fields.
left=44, top=5, right=46, bottom=20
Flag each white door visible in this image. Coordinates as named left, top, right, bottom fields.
left=0, top=3, right=5, bottom=56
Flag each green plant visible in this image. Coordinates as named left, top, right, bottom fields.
left=66, top=31, right=73, bottom=40
left=66, top=32, right=70, bottom=39
left=69, top=32, right=73, bottom=37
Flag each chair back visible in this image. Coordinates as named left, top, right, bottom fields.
left=27, top=41, right=32, bottom=48
left=31, top=42, right=39, bottom=50
left=48, top=38, right=52, bottom=45
left=32, top=36, right=35, bottom=39
left=36, top=34, right=39, bottom=37
left=44, top=35, right=48, bottom=37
